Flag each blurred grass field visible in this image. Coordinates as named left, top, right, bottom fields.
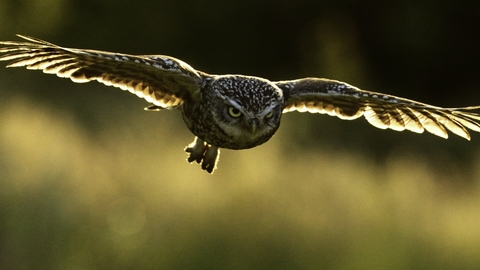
left=1, top=94, right=480, bottom=270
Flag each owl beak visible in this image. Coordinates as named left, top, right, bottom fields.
left=248, top=118, right=259, bottom=136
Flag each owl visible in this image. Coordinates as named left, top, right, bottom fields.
left=1, top=35, right=480, bottom=173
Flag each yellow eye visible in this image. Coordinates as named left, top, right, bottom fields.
left=228, top=107, right=242, bottom=118
left=265, top=111, right=274, bottom=119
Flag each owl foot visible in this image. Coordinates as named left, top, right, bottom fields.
left=185, top=137, right=220, bottom=173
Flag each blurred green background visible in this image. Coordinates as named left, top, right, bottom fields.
left=1, top=0, right=480, bottom=269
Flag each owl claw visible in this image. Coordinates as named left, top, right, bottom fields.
left=202, top=146, right=219, bottom=173
left=185, top=137, right=219, bottom=173
left=185, top=137, right=207, bottom=163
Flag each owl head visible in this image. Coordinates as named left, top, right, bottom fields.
left=205, top=75, right=284, bottom=149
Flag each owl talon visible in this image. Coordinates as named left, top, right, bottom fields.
left=201, top=146, right=219, bottom=173
left=185, top=137, right=207, bottom=163
left=185, top=137, right=219, bottom=173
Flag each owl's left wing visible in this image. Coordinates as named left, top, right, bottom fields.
left=0, top=35, right=205, bottom=109
left=275, top=78, right=480, bottom=140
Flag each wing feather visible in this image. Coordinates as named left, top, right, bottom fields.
left=276, top=77, right=480, bottom=140
left=0, top=35, right=205, bottom=109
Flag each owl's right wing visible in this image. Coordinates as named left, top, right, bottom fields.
left=275, top=77, right=480, bottom=140
left=0, top=35, right=205, bottom=109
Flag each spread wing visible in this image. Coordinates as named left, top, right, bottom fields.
left=276, top=78, right=480, bottom=140
left=0, top=35, right=206, bottom=109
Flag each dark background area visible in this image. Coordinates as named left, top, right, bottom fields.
left=1, top=0, right=480, bottom=269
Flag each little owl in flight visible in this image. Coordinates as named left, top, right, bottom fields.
left=1, top=35, right=479, bottom=173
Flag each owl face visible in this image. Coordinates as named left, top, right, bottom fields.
left=207, top=75, right=284, bottom=149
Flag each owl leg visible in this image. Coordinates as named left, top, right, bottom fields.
left=202, top=145, right=219, bottom=173
left=185, top=137, right=220, bottom=173
left=185, top=137, right=206, bottom=163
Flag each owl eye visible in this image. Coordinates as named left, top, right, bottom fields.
left=265, top=111, right=274, bottom=119
left=228, top=107, right=242, bottom=118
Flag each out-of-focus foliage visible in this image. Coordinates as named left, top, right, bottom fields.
left=1, top=0, right=480, bottom=269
